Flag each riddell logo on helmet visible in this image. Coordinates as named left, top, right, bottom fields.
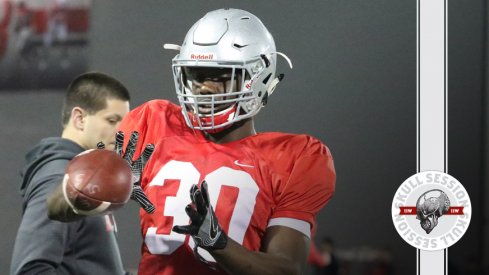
left=190, top=53, right=215, bottom=60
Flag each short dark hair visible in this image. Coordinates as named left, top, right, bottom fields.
left=61, top=72, right=130, bottom=126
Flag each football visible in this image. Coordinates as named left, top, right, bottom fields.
left=62, top=149, right=133, bottom=215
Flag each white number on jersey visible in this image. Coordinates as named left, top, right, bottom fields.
left=144, top=160, right=259, bottom=261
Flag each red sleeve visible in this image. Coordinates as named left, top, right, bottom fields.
left=271, top=140, right=336, bottom=231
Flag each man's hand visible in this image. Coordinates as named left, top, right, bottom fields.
left=172, top=181, right=228, bottom=251
left=111, top=131, right=156, bottom=214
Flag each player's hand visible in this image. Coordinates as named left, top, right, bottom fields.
left=112, top=131, right=156, bottom=214
left=172, top=181, right=228, bottom=251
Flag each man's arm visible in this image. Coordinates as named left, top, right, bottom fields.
left=210, top=225, right=310, bottom=275
left=47, top=183, right=83, bottom=222
left=48, top=133, right=156, bottom=221
left=11, top=172, right=72, bottom=274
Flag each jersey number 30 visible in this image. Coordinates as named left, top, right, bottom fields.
left=144, top=160, right=259, bottom=257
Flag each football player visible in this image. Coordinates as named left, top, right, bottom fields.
left=118, top=8, right=336, bottom=275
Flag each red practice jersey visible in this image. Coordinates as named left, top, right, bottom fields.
left=118, top=100, right=336, bottom=275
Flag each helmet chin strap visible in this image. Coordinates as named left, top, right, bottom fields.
left=190, top=104, right=238, bottom=133
left=267, top=74, right=283, bottom=96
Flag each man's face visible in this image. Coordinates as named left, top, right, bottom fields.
left=82, top=98, right=129, bottom=150
left=184, top=67, right=241, bottom=115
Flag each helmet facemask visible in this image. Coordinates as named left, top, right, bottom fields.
left=173, top=57, right=270, bottom=132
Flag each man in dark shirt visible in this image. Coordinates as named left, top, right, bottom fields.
left=11, top=72, right=131, bottom=275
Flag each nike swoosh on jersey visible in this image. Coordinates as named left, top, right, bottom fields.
left=234, top=160, right=254, bottom=168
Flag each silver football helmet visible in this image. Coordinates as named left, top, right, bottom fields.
left=164, top=8, right=292, bottom=132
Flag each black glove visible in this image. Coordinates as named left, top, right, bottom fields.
left=110, top=131, right=156, bottom=214
left=172, top=181, right=228, bottom=251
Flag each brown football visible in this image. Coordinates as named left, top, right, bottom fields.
left=62, top=149, right=132, bottom=215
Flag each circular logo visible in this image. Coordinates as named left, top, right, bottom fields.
left=391, top=171, right=471, bottom=251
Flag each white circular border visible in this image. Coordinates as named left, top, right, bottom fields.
left=391, top=171, right=471, bottom=251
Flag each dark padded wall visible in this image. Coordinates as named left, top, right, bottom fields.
left=1, top=1, right=483, bottom=274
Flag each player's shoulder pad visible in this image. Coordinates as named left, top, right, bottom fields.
left=127, top=99, right=182, bottom=121
left=257, top=132, right=331, bottom=157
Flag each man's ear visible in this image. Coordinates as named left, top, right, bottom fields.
left=71, top=107, right=86, bottom=131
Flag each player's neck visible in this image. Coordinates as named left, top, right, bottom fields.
left=205, top=119, right=256, bottom=144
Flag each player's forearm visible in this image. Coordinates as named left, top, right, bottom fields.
left=210, top=238, right=304, bottom=275
left=46, top=184, right=82, bottom=222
